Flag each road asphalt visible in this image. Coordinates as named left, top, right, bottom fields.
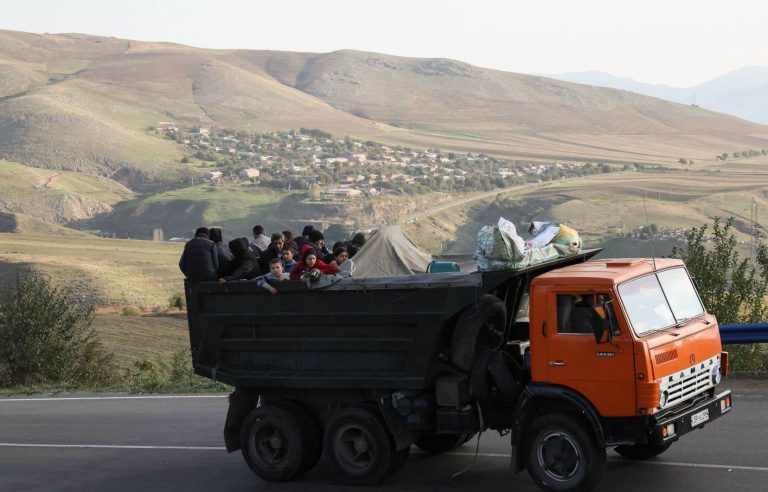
left=1, top=378, right=767, bottom=491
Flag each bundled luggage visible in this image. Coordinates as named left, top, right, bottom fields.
left=474, top=218, right=582, bottom=271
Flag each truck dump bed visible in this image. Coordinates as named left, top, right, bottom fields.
left=185, top=251, right=599, bottom=390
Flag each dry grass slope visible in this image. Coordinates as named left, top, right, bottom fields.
left=1, top=29, right=766, bottom=180
left=0, top=233, right=184, bottom=306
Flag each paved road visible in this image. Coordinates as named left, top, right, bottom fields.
left=1, top=379, right=767, bottom=492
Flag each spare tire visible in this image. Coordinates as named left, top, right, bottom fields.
left=451, top=295, right=507, bottom=372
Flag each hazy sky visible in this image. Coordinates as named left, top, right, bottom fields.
left=4, top=0, right=767, bottom=87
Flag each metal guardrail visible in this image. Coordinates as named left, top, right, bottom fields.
left=719, top=324, right=768, bottom=344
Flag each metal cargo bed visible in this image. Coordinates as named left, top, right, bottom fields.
left=185, top=250, right=600, bottom=389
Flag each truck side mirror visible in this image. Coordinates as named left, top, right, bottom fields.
left=593, top=299, right=614, bottom=345
left=593, top=320, right=611, bottom=344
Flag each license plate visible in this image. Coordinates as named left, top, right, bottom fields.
left=691, top=409, right=710, bottom=427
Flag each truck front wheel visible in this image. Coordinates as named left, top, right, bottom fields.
left=325, top=406, right=398, bottom=484
left=614, top=442, right=672, bottom=460
left=239, top=402, right=315, bottom=481
left=524, top=413, right=606, bottom=492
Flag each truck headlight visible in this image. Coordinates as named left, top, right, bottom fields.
left=711, top=365, right=722, bottom=385
left=659, top=390, right=669, bottom=408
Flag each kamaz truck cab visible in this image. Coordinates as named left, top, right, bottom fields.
left=515, top=257, right=731, bottom=489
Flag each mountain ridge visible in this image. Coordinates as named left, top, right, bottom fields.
left=548, top=66, right=768, bottom=125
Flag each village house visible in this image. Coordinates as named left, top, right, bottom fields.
left=238, top=168, right=260, bottom=179
left=344, top=152, right=367, bottom=163
left=324, top=157, right=349, bottom=165
left=322, top=187, right=363, bottom=198
left=205, top=171, right=223, bottom=181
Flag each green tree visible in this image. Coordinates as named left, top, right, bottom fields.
left=0, top=272, right=117, bottom=387
left=671, top=218, right=768, bottom=370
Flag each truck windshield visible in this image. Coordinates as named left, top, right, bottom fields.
left=618, top=267, right=704, bottom=336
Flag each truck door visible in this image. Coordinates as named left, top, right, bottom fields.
left=545, top=291, right=635, bottom=417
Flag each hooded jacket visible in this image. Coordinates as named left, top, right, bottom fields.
left=224, top=237, right=261, bottom=281
left=209, top=228, right=235, bottom=276
left=289, top=245, right=340, bottom=280
left=179, top=234, right=218, bottom=283
left=346, top=232, right=367, bottom=258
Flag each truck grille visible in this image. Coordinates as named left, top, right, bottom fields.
left=657, top=354, right=719, bottom=411
left=666, top=369, right=710, bottom=406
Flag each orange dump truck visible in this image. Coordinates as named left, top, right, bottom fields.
left=186, top=252, right=732, bottom=491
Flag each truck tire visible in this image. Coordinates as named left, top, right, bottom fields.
left=451, top=294, right=507, bottom=372
left=239, top=402, right=314, bottom=482
left=415, top=431, right=475, bottom=454
left=271, top=400, right=323, bottom=473
left=524, top=413, right=606, bottom=492
left=614, top=442, right=672, bottom=460
left=325, top=406, right=397, bottom=485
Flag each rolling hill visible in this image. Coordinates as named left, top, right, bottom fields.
left=1, top=29, right=767, bottom=185
left=0, top=159, right=133, bottom=224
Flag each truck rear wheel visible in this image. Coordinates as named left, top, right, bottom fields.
left=325, top=406, right=397, bottom=484
left=239, top=402, right=315, bottom=481
left=524, top=413, right=606, bottom=492
left=614, top=442, right=672, bottom=460
left=271, top=400, right=323, bottom=473
left=415, top=431, right=475, bottom=454
left=451, top=294, right=506, bottom=372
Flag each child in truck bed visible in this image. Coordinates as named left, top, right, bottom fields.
left=254, top=258, right=290, bottom=294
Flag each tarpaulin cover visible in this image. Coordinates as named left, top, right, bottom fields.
left=352, top=226, right=435, bottom=277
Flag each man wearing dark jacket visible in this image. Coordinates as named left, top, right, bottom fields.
left=308, top=229, right=333, bottom=263
left=258, top=232, right=285, bottom=272
left=209, top=227, right=235, bottom=277
left=220, top=237, right=260, bottom=282
left=345, top=232, right=367, bottom=258
left=179, top=227, right=219, bottom=283
left=294, top=224, right=315, bottom=253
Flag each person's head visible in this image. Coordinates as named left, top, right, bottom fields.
left=352, top=232, right=368, bottom=245
left=270, top=232, right=285, bottom=250
left=209, top=227, right=223, bottom=242
left=253, top=225, right=265, bottom=237
left=281, top=246, right=295, bottom=262
left=309, top=230, right=325, bottom=247
left=332, top=241, right=345, bottom=252
left=282, top=230, right=294, bottom=244
left=195, top=227, right=209, bottom=239
left=269, top=258, right=284, bottom=275
left=301, top=224, right=316, bottom=237
left=301, top=245, right=317, bottom=266
left=228, top=237, right=249, bottom=257
left=305, top=252, right=317, bottom=267
left=334, top=246, right=349, bottom=264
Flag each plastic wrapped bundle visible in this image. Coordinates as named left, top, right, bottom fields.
left=474, top=243, right=559, bottom=271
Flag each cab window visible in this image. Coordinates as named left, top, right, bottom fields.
left=557, top=293, right=618, bottom=335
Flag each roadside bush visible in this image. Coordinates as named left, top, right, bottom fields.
left=671, top=217, right=768, bottom=371
left=168, top=292, right=186, bottom=310
left=0, top=272, right=118, bottom=387
left=122, top=306, right=141, bottom=316
left=125, top=351, right=227, bottom=393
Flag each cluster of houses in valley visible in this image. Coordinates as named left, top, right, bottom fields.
left=155, top=123, right=615, bottom=198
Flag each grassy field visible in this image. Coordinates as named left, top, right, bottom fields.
left=0, top=233, right=184, bottom=306
left=84, top=184, right=295, bottom=239
left=0, top=159, right=134, bottom=226
left=92, top=313, right=189, bottom=369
